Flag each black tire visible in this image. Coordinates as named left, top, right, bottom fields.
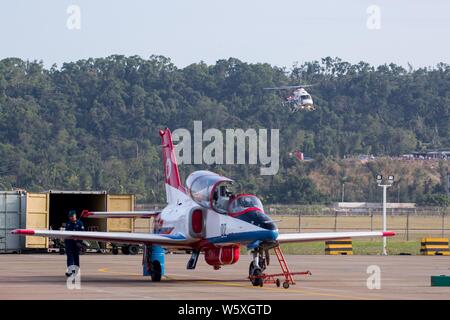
left=112, top=247, right=119, bottom=255
left=79, top=245, right=87, bottom=255
left=128, top=245, right=139, bottom=255
left=250, top=268, right=263, bottom=287
left=151, top=260, right=162, bottom=282
left=283, top=281, right=290, bottom=289
left=121, top=246, right=130, bottom=255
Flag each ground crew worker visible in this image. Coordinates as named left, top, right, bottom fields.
left=64, top=210, right=85, bottom=277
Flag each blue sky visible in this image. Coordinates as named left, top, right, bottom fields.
left=0, top=0, right=449, bottom=68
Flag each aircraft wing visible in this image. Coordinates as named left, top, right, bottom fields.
left=276, top=231, right=395, bottom=243
left=81, top=210, right=160, bottom=219
left=11, top=229, right=196, bottom=248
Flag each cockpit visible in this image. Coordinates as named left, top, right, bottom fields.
left=186, top=170, right=233, bottom=214
left=228, top=194, right=264, bottom=215
left=186, top=170, right=277, bottom=231
left=301, top=95, right=311, bottom=100
left=186, top=171, right=263, bottom=214
left=228, top=194, right=276, bottom=230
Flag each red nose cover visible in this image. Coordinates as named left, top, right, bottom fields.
left=204, top=245, right=240, bottom=266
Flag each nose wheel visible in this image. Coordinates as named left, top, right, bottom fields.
left=249, top=265, right=263, bottom=287
left=248, top=247, right=267, bottom=287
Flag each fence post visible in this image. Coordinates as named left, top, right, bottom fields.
left=406, top=211, right=409, bottom=241
left=441, top=208, right=445, bottom=238
left=369, top=208, right=373, bottom=231
left=298, top=211, right=301, bottom=233
left=334, top=210, right=338, bottom=232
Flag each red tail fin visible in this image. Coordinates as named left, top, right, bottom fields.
left=159, top=128, right=186, bottom=203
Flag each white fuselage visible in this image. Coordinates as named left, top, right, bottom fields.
left=293, top=88, right=313, bottom=105
left=158, top=185, right=278, bottom=247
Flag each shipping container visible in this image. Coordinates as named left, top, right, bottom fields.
left=24, top=190, right=134, bottom=249
left=0, top=191, right=26, bottom=253
left=1, top=190, right=135, bottom=250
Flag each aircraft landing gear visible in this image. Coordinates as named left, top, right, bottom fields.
left=143, top=245, right=165, bottom=282
left=250, top=265, right=263, bottom=287
left=150, top=260, right=162, bottom=282
left=248, top=247, right=266, bottom=287
left=248, top=245, right=311, bottom=288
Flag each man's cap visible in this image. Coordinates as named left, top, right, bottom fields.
left=68, top=210, right=77, bottom=217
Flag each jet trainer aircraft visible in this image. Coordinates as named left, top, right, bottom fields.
left=12, top=128, right=395, bottom=288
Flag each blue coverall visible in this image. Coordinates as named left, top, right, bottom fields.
left=64, top=220, right=85, bottom=267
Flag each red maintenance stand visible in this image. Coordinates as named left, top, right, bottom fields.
left=250, top=246, right=311, bottom=289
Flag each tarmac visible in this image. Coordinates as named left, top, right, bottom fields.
left=0, top=253, right=449, bottom=299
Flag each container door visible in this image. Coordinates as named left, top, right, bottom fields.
left=26, top=193, right=49, bottom=248
left=1, top=192, right=25, bottom=252
left=0, top=192, right=9, bottom=252
left=107, top=194, right=134, bottom=232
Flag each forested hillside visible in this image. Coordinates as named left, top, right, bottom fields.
left=0, top=56, right=449, bottom=204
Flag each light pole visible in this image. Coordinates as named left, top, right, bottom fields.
left=376, top=174, right=394, bottom=256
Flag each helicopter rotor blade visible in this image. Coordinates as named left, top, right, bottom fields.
left=263, top=84, right=315, bottom=90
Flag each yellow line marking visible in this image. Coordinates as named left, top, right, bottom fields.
left=97, top=267, right=139, bottom=276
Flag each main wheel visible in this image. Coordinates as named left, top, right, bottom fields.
left=112, top=247, right=119, bottom=255
left=151, top=260, right=162, bottom=282
left=276, top=279, right=281, bottom=287
left=283, top=281, right=290, bottom=289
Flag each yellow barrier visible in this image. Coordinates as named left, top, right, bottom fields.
left=325, top=238, right=352, bottom=255
left=420, top=237, right=449, bottom=256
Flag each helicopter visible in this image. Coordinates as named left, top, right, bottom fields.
left=264, top=85, right=315, bottom=112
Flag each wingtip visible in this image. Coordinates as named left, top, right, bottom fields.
left=11, top=229, right=35, bottom=235
left=80, top=209, right=92, bottom=218
left=382, top=231, right=396, bottom=237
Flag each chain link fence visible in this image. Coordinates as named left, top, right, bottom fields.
left=137, top=203, right=450, bottom=241
left=267, top=205, right=450, bottom=241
